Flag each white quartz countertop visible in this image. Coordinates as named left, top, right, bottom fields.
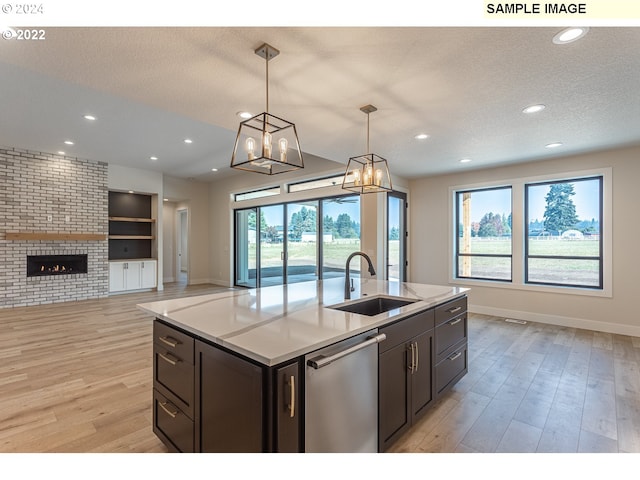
left=137, top=278, right=469, bottom=366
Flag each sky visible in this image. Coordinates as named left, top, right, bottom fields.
left=466, top=178, right=601, bottom=223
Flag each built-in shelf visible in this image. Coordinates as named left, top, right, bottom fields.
left=108, top=191, right=155, bottom=260
left=6, top=232, right=107, bottom=241
left=108, top=235, right=155, bottom=240
left=109, top=217, right=156, bottom=223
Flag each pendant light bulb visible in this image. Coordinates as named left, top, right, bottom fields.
left=263, top=132, right=272, bottom=158
left=279, top=137, right=288, bottom=162
left=246, top=137, right=256, bottom=160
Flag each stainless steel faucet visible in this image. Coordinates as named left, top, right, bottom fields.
left=344, top=251, right=376, bottom=300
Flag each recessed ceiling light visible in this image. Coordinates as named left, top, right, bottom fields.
left=163, top=198, right=169, bottom=202
left=58, top=151, right=65, bottom=155
left=414, top=133, right=429, bottom=140
left=83, top=114, right=96, bottom=121
left=237, top=111, right=253, bottom=119
left=545, top=142, right=563, bottom=149
left=211, top=168, right=218, bottom=172
left=460, top=158, right=472, bottom=163
left=553, top=27, right=589, bottom=45
left=522, top=104, right=546, bottom=114
left=184, top=138, right=193, bottom=144
left=128, top=190, right=134, bottom=194
left=150, top=156, right=158, bottom=161
left=64, top=140, right=74, bottom=145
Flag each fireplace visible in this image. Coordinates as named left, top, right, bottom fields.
left=27, top=254, right=88, bottom=277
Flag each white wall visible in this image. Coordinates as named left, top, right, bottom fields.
left=408, top=144, right=640, bottom=336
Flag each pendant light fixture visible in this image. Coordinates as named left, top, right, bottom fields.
left=342, top=105, right=392, bottom=194
left=230, top=43, right=304, bottom=175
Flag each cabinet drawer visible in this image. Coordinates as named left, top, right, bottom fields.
left=154, top=320, right=194, bottom=365
left=435, top=296, right=467, bottom=326
left=153, top=389, right=194, bottom=453
left=379, top=308, right=434, bottom=353
left=435, top=342, right=467, bottom=396
left=435, top=313, right=467, bottom=361
left=154, top=344, right=194, bottom=418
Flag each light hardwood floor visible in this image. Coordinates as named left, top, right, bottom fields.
left=1, top=283, right=639, bottom=453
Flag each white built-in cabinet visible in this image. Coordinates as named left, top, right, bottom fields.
left=109, top=259, right=157, bottom=293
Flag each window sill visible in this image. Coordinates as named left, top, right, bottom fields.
left=449, top=277, right=612, bottom=298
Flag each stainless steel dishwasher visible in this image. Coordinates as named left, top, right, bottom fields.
left=305, top=329, right=386, bottom=452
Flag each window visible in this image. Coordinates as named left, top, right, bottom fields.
left=525, top=176, right=602, bottom=289
left=455, top=187, right=512, bottom=281
left=452, top=169, right=609, bottom=295
left=288, top=175, right=346, bottom=193
left=234, top=186, right=280, bottom=202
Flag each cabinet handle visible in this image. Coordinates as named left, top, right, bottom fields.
left=447, top=306, right=462, bottom=314
left=158, top=351, right=180, bottom=366
left=288, top=375, right=296, bottom=418
left=408, top=343, right=415, bottom=374
left=414, top=341, right=419, bottom=372
left=448, top=318, right=463, bottom=326
left=159, top=401, right=178, bottom=418
left=158, top=335, right=179, bottom=348
left=448, top=351, right=462, bottom=361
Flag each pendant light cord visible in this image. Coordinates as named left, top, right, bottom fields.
left=265, top=51, right=269, bottom=113
left=366, top=112, right=370, bottom=154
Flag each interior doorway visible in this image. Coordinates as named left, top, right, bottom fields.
left=176, top=208, right=189, bottom=285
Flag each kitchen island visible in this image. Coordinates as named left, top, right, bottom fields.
left=138, top=277, right=469, bottom=453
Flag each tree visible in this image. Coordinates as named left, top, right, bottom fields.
left=477, top=212, right=505, bottom=237
left=389, top=226, right=399, bottom=240
left=289, top=207, right=316, bottom=240
left=248, top=210, right=267, bottom=232
left=543, top=183, right=578, bottom=234
left=335, top=213, right=356, bottom=238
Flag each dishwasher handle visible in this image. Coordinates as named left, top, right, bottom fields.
left=307, top=333, right=386, bottom=369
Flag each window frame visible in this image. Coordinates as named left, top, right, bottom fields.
left=449, top=167, right=612, bottom=298
left=524, top=176, right=603, bottom=290
left=454, top=185, right=513, bottom=283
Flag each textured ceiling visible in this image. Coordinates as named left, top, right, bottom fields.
left=1, top=27, right=639, bottom=182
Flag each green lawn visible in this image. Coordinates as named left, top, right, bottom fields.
left=460, top=237, right=601, bottom=285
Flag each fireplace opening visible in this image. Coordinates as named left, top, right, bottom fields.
left=27, top=254, right=88, bottom=277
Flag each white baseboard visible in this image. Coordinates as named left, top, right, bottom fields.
left=470, top=304, right=640, bottom=337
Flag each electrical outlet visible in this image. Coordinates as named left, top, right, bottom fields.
left=47, top=214, right=52, bottom=222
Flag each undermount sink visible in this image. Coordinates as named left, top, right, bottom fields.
left=329, top=295, right=418, bottom=316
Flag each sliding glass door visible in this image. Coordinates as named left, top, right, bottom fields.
left=235, top=194, right=361, bottom=287
left=259, top=204, right=284, bottom=287
left=387, top=191, right=407, bottom=281
left=235, top=208, right=257, bottom=288
left=322, top=196, right=361, bottom=279
left=286, top=201, right=319, bottom=284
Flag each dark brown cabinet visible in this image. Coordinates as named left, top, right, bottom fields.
left=378, top=308, right=435, bottom=452
left=152, top=321, right=195, bottom=452
left=378, top=295, right=468, bottom=451
left=195, top=340, right=263, bottom=452
left=152, top=319, right=302, bottom=453
left=434, top=296, right=468, bottom=398
left=273, top=362, right=301, bottom=452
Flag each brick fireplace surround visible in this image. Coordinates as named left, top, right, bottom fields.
left=0, top=147, right=109, bottom=307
